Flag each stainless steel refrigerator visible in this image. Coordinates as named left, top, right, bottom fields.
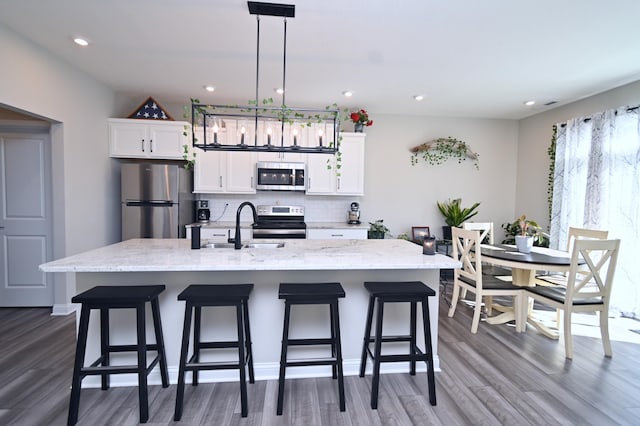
left=121, top=161, right=193, bottom=240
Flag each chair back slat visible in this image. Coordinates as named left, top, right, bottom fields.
left=565, top=239, right=620, bottom=304
left=566, top=227, right=608, bottom=252
left=452, top=227, right=482, bottom=287
left=463, top=222, right=494, bottom=245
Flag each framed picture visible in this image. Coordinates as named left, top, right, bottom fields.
left=411, top=226, right=431, bottom=243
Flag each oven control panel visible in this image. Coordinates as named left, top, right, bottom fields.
left=256, top=205, right=305, bottom=216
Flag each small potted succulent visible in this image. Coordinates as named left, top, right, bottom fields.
left=368, top=219, right=389, bottom=239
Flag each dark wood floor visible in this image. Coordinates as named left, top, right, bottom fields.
left=2, top=299, right=640, bottom=425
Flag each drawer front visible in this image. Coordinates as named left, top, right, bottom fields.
left=307, top=228, right=367, bottom=240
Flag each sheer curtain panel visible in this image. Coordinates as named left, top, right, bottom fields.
left=551, top=106, right=640, bottom=317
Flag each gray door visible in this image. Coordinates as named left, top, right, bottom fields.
left=0, top=132, right=53, bottom=306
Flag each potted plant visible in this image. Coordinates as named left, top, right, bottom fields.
left=501, top=215, right=549, bottom=249
left=436, top=198, right=481, bottom=240
left=368, top=219, right=389, bottom=239
left=510, top=215, right=542, bottom=253
left=349, top=109, right=373, bottom=133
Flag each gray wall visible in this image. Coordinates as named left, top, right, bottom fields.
left=0, top=23, right=118, bottom=311
left=517, top=80, right=640, bottom=237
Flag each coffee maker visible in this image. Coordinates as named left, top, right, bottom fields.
left=347, top=202, right=361, bottom=224
left=196, top=200, right=210, bottom=223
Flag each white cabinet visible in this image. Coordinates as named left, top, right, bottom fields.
left=306, top=153, right=336, bottom=194
left=307, top=228, right=368, bottom=240
left=109, top=119, right=188, bottom=159
left=194, top=150, right=256, bottom=194
left=306, top=132, right=365, bottom=196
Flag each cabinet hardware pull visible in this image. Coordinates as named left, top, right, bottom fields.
left=141, top=139, right=145, bottom=152
left=219, top=176, right=222, bottom=187
left=150, top=139, right=153, bottom=152
left=332, top=234, right=343, bottom=237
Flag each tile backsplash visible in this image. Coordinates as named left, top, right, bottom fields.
left=197, top=193, right=358, bottom=223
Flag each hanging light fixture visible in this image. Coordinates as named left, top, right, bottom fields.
left=191, top=1, right=339, bottom=154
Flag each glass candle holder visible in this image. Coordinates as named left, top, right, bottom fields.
left=423, top=237, right=436, bottom=255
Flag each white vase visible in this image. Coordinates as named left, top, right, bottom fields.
left=515, top=235, right=534, bottom=253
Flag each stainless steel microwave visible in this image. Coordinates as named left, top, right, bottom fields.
left=256, top=162, right=305, bottom=191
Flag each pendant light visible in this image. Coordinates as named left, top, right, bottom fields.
left=191, top=1, right=339, bottom=154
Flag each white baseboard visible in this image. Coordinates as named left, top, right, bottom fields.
left=52, top=303, right=76, bottom=316
left=80, top=356, right=440, bottom=388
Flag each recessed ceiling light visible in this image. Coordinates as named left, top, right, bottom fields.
left=524, top=100, right=536, bottom=106
left=413, top=95, right=424, bottom=101
left=73, top=37, right=89, bottom=47
left=342, top=90, right=353, bottom=97
left=274, top=88, right=284, bottom=95
left=203, top=85, right=215, bottom=92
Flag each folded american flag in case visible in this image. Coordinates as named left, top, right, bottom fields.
left=127, top=96, right=174, bottom=120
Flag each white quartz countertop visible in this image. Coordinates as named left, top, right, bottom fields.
left=40, top=238, right=460, bottom=273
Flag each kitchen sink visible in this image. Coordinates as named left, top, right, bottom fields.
left=243, top=242, right=285, bottom=249
left=202, top=242, right=235, bottom=249
left=201, top=242, right=285, bottom=249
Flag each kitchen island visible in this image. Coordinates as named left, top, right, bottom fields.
left=40, top=238, right=459, bottom=387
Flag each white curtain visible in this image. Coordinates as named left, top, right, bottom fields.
left=551, top=106, right=640, bottom=317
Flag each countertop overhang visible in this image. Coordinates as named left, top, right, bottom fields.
left=39, top=238, right=460, bottom=273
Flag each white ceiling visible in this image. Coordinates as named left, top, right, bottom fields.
left=2, top=0, right=640, bottom=120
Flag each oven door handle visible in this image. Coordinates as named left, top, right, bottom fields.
left=252, top=229, right=306, bottom=236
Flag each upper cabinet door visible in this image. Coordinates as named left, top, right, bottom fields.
left=194, top=150, right=226, bottom=193
left=306, top=132, right=365, bottom=196
left=306, top=153, right=336, bottom=194
left=109, top=119, right=187, bottom=159
left=226, top=151, right=257, bottom=194
left=336, top=133, right=365, bottom=196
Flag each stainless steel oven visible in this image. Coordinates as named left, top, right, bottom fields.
left=252, top=205, right=306, bottom=239
left=256, top=162, right=305, bottom=191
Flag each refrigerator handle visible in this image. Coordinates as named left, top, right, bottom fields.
left=125, top=200, right=174, bottom=207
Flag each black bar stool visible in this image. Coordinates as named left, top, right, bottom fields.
left=277, top=282, right=346, bottom=416
left=359, top=281, right=436, bottom=409
left=68, top=285, right=169, bottom=426
left=174, top=284, right=255, bottom=420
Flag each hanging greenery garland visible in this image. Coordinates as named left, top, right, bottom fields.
left=547, top=125, right=557, bottom=225
left=409, top=137, right=479, bottom=170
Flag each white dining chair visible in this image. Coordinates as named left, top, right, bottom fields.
left=448, top=227, right=524, bottom=333
left=526, top=238, right=620, bottom=359
left=462, top=222, right=493, bottom=244
left=536, top=227, right=609, bottom=326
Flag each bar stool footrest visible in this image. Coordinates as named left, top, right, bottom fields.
left=198, top=341, right=242, bottom=350
left=365, top=334, right=413, bottom=343
left=285, top=357, right=338, bottom=367
left=81, top=354, right=162, bottom=377
left=286, top=338, right=335, bottom=346
left=185, top=361, right=242, bottom=371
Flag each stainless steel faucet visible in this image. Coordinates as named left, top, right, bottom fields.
left=230, top=201, right=258, bottom=249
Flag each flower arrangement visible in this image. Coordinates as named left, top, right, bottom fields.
left=349, top=109, right=373, bottom=126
